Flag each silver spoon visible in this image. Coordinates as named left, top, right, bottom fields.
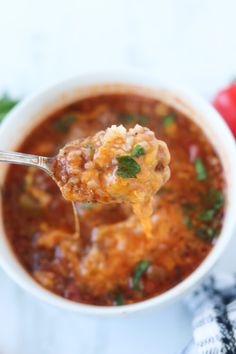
left=0, top=151, right=54, bottom=176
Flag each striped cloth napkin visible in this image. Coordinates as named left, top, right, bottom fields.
left=181, top=273, right=236, bottom=354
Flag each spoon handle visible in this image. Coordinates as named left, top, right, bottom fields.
left=0, top=151, right=53, bottom=176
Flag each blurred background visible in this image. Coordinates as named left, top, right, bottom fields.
left=1, top=0, right=236, bottom=99
left=0, top=0, right=236, bottom=353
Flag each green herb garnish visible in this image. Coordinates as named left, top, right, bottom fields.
left=183, top=216, right=193, bottom=229
left=116, top=156, right=141, bottom=178
left=118, top=113, right=134, bottom=124
left=132, top=260, right=150, bottom=290
left=137, top=115, right=149, bottom=124
left=194, top=157, right=208, bottom=181
left=0, top=95, right=19, bottom=122
left=199, top=209, right=215, bottom=221
left=196, top=227, right=214, bottom=242
left=162, top=114, right=176, bottom=127
left=84, top=143, right=95, bottom=152
left=208, top=188, right=224, bottom=210
left=114, top=291, right=124, bottom=306
left=130, top=144, right=145, bottom=158
left=118, top=113, right=149, bottom=125
left=54, top=115, right=76, bottom=132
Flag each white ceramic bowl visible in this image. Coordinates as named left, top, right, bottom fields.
left=0, top=72, right=235, bottom=316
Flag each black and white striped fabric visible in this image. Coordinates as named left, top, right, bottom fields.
left=181, top=273, right=236, bottom=354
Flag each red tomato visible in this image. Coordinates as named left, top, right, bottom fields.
left=213, top=83, right=236, bottom=138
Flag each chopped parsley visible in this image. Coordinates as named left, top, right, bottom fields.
left=132, top=260, right=150, bottom=290
left=199, top=209, right=215, bottom=221
left=137, top=115, right=149, bottom=124
left=118, top=113, right=149, bottom=125
left=181, top=203, right=195, bottom=229
left=130, top=144, right=145, bottom=158
left=116, top=156, right=141, bottom=178
left=53, top=115, right=76, bottom=132
left=183, top=216, right=193, bottom=229
left=208, top=188, right=224, bottom=210
left=194, top=157, right=208, bottom=181
left=114, top=291, right=124, bottom=306
left=118, top=113, right=134, bottom=124
left=198, top=189, right=224, bottom=223
left=196, top=227, right=214, bottom=242
left=0, top=95, right=19, bottom=122
left=84, top=143, right=95, bottom=152
left=162, top=114, right=176, bottom=127
left=196, top=189, right=224, bottom=242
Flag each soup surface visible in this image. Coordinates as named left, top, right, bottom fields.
left=2, top=94, right=225, bottom=306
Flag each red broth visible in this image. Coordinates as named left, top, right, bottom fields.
left=2, top=94, right=225, bottom=306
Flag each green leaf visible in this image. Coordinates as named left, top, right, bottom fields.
left=196, top=227, right=215, bottom=242
left=130, top=144, right=145, bottom=158
left=183, top=216, right=193, bottom=229
left=114, top=291, right=124, bottom=306
left=84, top=143, right=95, bottom=152
left=199, top=209, right=215, bottom=221
left=162, top=114, right=176, bottom=127
left=53, top=115, right=76, bottom=132
left=0, top=95, right=19, bottom=122
left=208, top=188, right=224, bottom=210
left=118, top=113, right=134, bottom=124
left=0, top=113, right=6, bottom=122
left=137, top=115, right=149, bottom=124
left=118, top=113, right=149, bottom=125
left=116, top=156, right=141, bottom=178
left=194, top=157, right=208, bottom=181
left=132, top=260, right=150, bottom=290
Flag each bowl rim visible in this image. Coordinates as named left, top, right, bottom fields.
left=0, top=70, right=236, bottom=316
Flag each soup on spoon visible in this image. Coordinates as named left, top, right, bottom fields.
left=0, top=124, right=170, bottom=237
left=52, top=124, right=170, bottom=236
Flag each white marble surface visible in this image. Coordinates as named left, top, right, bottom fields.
left=0, top=0, right=236, bottom=353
